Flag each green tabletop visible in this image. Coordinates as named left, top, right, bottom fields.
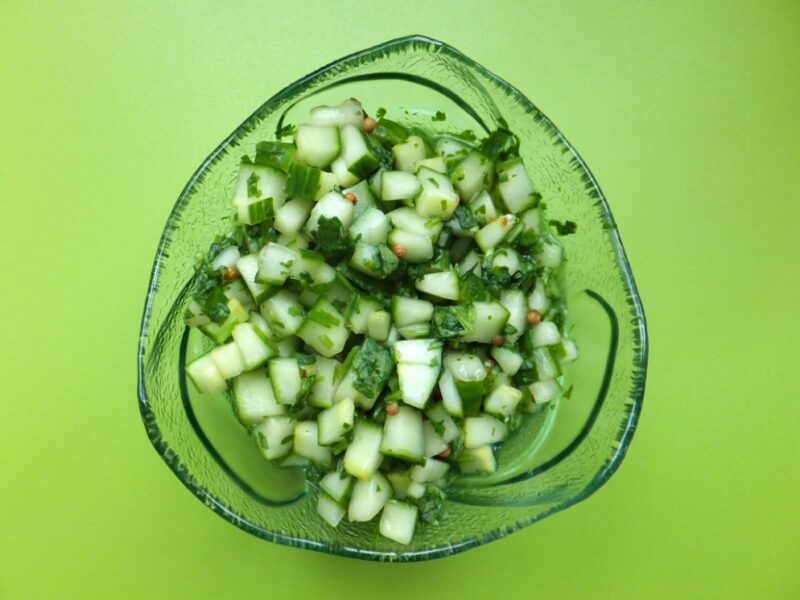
left=2, top=1, right=798, bottom=597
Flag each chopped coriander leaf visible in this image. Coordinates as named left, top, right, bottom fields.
left=453, top=205, right=478, bottom=230
left=277, top=123, right=296, bottom=138
left=315, top=215, right=353, bottom=260
left=433, top=304, right=475, bottom=339
left=432, top=111, right=446, bottom=121
left=549, top=219, right=578, bottom=235
left=479, top=128, right=520, bottom=161
left=351, top=339, right=394, bottom=398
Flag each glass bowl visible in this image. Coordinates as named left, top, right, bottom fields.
left=137, top=35, right=648, bottom=561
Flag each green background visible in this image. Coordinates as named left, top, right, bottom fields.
left=2, top=1, right=798, bottom=597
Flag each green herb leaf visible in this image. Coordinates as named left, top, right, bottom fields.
left=350, top=339, right=394, bottom=399
left=315, top=215, right=354, bottom=260
left=549, top=219, right=577, bottom=236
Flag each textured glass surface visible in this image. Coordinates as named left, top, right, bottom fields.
left=137, top=35, right=648, bottom=561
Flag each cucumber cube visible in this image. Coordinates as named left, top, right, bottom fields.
left=379, top=500, right=418, bottom=544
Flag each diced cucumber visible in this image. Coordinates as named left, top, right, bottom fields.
left=198, top=298, right=249, bottom=344
left=294, top=124, right=340, bottom=169
left=210, top=342, right=246, bottom=380
left=334, top=368, right=376, bottom=409
left=274, top=197, right=313, bottom=237
left=425, top=403, right=460, bottom=442
left=458, top=444, right=496, bottom=474
left=277, top=233, right=309, bottom=249
left=397, top=323, right=431, bottom=339
left=464, top=414, right=509, bottom=448
left=497, top=158, right=537, bottom=213
left=391, top=296, right=434, bottom=328
left=368, top=169, right=383, bottom=199
left=527, top=279, right=551, bottom=314
left=222, top=278, right=256, bottom=312
left=533, top=321, right=562, bottom=347
left=444, top=352, right=486, bottom=415
left=397, top=363, right=440, bottom=409
left=460, top=301, right=509, bottom=344
left=275, top=336, right=300, bottom=357
left=529, top=379, right=562, bottom=404
left=415, top=167, right=460, bottom=219
left=410, top=458, right=449, bottom=483
left=186, top=353, right=227, bottom=395
left=286, top=162, right=336, bottom=201
left=422, top=420, right=448, bottom=457
left=349, top=240, right=400, bottom=279
left=289, top=249, right=336, bottom=286
left=297, top=298, right=349, bottom=357
left=318, top=491, right=346, bottom=527
left=340, top=124, right=379, bottom=178
left=210, top=246, right=240, bottom=271
left=235, top=254, right=271, bottom=303
left=415, top=271, right=460, bottom=301
left=392, top=339, right=443, bottom=365
left=278, top=453, right=310, bottom=469
left=232, top=164, right=287, bottom=224
left=304, top=191, right=355, bottom=238
left=253, top=416, right=295, bottom=461
left=231, top=322, right=275, bottom=370
left=520, top=207, right=542, bottom=239
left=490, top=346, right=524, bottom=376
left=538, top=239, right=563, bottom=269
left=348, top=472, right=392, bottom=522
left=558, top=338, right=579, bottom=363
left=386, top=207, right=443, bottom=240
left=367, top=311, right=391, bottom=342
left=379, top=500, right=418, bottom=544
left=532, top=346, right=562, bottom=380
left=380, top=406, right=424, bottom=463
left=468, top=190, right=498, bottom=226
left=435, top=136, right=470, bottom=164
left=309, top=356, right=340, bottom=408
left=320, top=471, right=353, bottom=505
left=387, top=228, right=433, bottom=263
left=484, top=384, right=523, bottom=418
left=452, top=150, right=494, bottom=201
left=386, top=471, right=412, bottom=500
left=294, top=421, right=332, bottom=466
left=343, top=421, right=383, bottom=480
left=309, top=98, right=363, bottom=127
left=248, top=311, right=273, bottom=339
left=392, top=135, right=428, bottom=172
left=491, top=246, right=520, bottom=276
left=414, top=156, right=447, bottom=174
left=381, top=170, right=421, bottom=201
left=457, top=249, right=482, bottom=277
left=346, top=294, right=383, bottom=334
left=257, top=242, right=296, bottom=285
left=475, top=214, right=518, bottom=251
left=406, top=481, right=426, bottom=499
left=333, top=155, right=360, bottom=187
left=343, top=179, right=377, bottom=219
left=332, top=155, right=363, bottom=188
left=349, top=207, right=389, bottom=245
left=500, top=289, right=527, bottom=344
left=317, top=397, right=356, bottom=446
left=261, top=290, right=305, bottom=338
left=232, top=369, right=285, bottom=425
left=268, top=357, right=303, bottom=405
